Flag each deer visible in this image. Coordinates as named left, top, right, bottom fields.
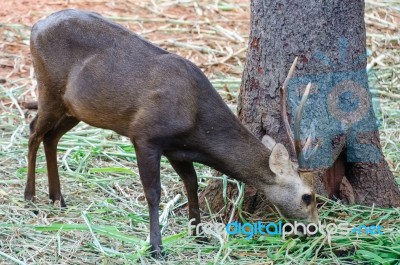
left=25, top=9, right=318, bottom=257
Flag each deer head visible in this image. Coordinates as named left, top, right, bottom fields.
left=262, top=58, right=319, bottom=223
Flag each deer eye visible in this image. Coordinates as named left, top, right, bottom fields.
left=302, top=194, right=312, bottom=206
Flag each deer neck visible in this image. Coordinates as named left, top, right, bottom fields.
left=193, top=111, right=273, bottom=186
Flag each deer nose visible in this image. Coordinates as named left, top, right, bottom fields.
left=309, top=212, right=319, bottom=224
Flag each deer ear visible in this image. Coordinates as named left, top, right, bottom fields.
left=269, top=143, right=291, bottom=176
left=262, top=135, right=276, bottom=151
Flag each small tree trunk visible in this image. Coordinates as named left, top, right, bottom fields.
left=200, top=0, right=400, bottom=214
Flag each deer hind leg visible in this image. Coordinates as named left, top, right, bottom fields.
left=25, top=115, right=40, bottom=202
left=25, top=109, right=65, bottom=203
left=43, top=116, right=79, bottom=207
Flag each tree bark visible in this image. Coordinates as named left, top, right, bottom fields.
left=200, top=0, right=400, bottom=214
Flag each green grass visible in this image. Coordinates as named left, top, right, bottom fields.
left=1, top=0, right=400, bottom=264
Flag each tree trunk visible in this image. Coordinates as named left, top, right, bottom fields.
left=200, top=0, right=400, bottom=215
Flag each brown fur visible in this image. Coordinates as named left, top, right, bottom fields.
left=26, top=9, right=317, bottom=257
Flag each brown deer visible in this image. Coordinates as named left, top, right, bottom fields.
left=25, top=9, right=318, bottom=257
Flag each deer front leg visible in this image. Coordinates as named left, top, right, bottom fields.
left=133, top=140, right=162, bottom=258
left=167, top=159, right=208, bottom=243
left=167, top=160, right=200, bottom=231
